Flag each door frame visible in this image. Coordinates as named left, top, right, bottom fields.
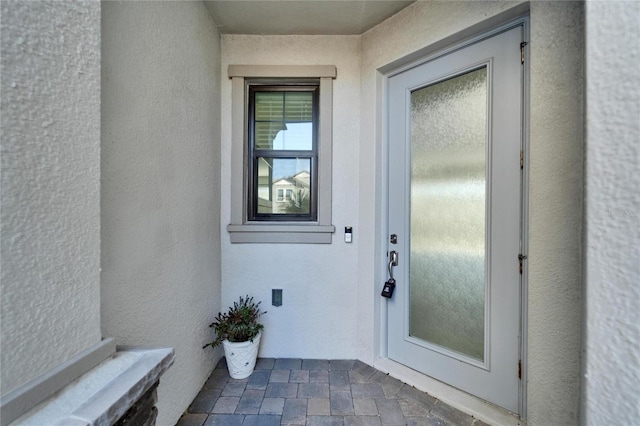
left=374, top=15, right=530, bottom=419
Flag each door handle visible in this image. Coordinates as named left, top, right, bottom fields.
left=388, top=250, right=398, bottom=279
left=390, top=251, right=398, bottom=266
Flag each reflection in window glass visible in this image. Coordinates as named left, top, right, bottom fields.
left=256, top=157, right=311, bottom=216
left=254, top=91, right=314, bottom=151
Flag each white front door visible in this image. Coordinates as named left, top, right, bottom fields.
left=386, top=25, right=525, bottom=413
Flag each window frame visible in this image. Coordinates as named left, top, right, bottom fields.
left=247, top=84, right=319, bottom=222
left=227, top=65, right=336, bottom=244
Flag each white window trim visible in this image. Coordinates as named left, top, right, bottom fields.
left=227, top=65, right=336, bottom=244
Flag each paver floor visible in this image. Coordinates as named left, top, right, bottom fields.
left=176, top=359, right=489, bottom=426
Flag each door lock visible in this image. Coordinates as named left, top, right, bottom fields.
left=382, top=251, right=399, bottom=299
left=381, top=278, right=396, bottom=298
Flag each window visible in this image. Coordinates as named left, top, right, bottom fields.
left=227, top=65, right=336, bottom=243
left=249, top=85, right=317, bottom=221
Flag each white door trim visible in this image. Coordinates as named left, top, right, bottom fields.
left=374, top=14, right=530, bottom=421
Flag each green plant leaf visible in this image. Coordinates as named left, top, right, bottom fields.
left=203, top=295, right=266, bottom=349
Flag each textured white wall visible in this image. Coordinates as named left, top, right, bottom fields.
left=221, top=35, right=361, bottom=359
left=100, top=3, right=222, bottom=425
left=527, top=3, right=584, bottom=424
left=360, top=1, right=584, bottom=424
left=583, top=2, right=640, bottom=424
left=0, top=1, right=102, bottom=396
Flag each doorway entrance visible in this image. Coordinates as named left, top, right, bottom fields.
left=384, top=24, right=526, bottom=413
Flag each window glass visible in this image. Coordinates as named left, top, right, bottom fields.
left=254, top=91, right=314, bottom=151
left=250, top=86, right=317, bottom=221
left=255, top=157, right=312, bottom=216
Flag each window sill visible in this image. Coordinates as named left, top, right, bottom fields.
left=227, top=224, right=335, bottom=244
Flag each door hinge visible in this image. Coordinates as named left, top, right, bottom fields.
left=520, top=150, right=524, bottom=169
left=518, top=254, right=527, bottom=274
left=518, top=360, right=522, bottom=379
left=520, top=41, right=528, bottom=64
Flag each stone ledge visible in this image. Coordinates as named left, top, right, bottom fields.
left=1, top=339, right=117, bottom=426
left=12, top=347, right=174, bottom=426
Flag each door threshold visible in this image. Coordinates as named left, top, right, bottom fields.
left=374, top=357, right=525, bottom=426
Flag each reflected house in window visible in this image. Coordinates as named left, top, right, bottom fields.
left=270, top=170, right=310, bottom=214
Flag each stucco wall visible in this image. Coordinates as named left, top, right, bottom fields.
left=100, top=2, right=222, bottom=424
left=527, top=3, right=584, bottom=424
left=0, top=0, right=102, bottom=396
left=583, top=1, right=640, bottom=424
left=360, top=1, right=584, bottom=424
left=220, top=35, right=361, bottom=359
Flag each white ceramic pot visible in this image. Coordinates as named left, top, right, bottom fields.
left=222, top=332, right=261, bottom=379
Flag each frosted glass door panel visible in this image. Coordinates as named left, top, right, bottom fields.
left=409, top=67, right=487, bottom=360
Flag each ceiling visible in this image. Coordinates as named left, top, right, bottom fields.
left=203, top=0, right=416, bottom=35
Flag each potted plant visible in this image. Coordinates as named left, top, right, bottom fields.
left=203, top=295, right=266, bottom=379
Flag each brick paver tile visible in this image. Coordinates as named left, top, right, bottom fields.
left=205, top=369, right=230, bottom=390
left=212, top=397, right=240, bottom=414
left=274, top=358, right=302, bottom=370
left=269, top=369, right=290, bottom=383
left=376, top=399, right=405, bottom=425
left=351, top=383, right=385, bottom=399
left=397, top=385, right=437, bottom=408
left=302, top=359, right=330, bottom=370
left=176, top=412, right=208, bottom=426
left=281, top=398, right=307, bottom=425
left=298, top=382, right=330, bottom=398
left=247, top=370, right=270, bottom=390
left=330, top=370, right=350, bottom=387
left=310, top=370, right=330, bottom=383
left=405, top=415, right=447, bottom=426
left=398, top=398, right=430, bottom=417
left=370, top=372, right=404, bottom=399
left=255, top=358, right=275, bottom=370
left=227, top=375, right=249, bottom=384
left=307, top=416, right=345, bottom=426
left=353, top=398, right=378, bottom=416
left=329, top=360, right=355, bottom=371
left=344, top=416, right=383, bottom=426
left=351, top=361, right=377, bottom=380
left=203, top=414, right=244, bottom=426
left=290, top=369, right=310, bottom=383
left=242, top=414, right=282, bottom=426
left=348, top=371, right=371, bottom=384
left=188, top=389, right=221, bottom=413
left=265, top=382, right=298, bottom=398
left=330, top=390, right=354, bottom=415
left=307, top=398, right=331, bottom=416
left=221, top=382, right=246, bottom=397
left=260, top=397, right=285, bottom=415
left=235, top=390, right=264, bottom=414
